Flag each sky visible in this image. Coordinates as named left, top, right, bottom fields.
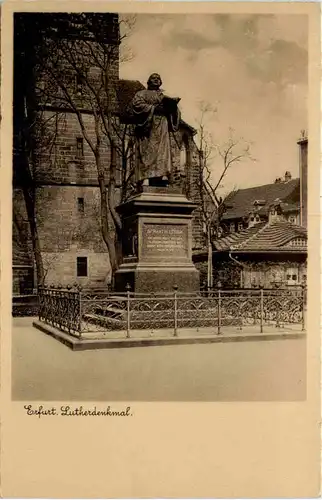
left=120, top=13, right=308, bottom=196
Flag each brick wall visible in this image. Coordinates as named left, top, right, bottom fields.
left=44, top=39, right=119, bottom=113
left=13, top=189, right=31, bottom=239
left=13, top=184, right=112, bottom=287
left=35, top=186, right=106, bottom=253
left=13, top=268, right=34, bottom=295
left=33, top=39, right=120, bottom=184
left=42, top=249, right=111, bottom=287
left=34, top=111, right=112, bottom=185
left=28, top=12, right=120, bottom=186
left=35, top=186, right=111, bottom=286
left=32, top=14, right=120, bottom=114
left=26, top=14, right=119, bottom=287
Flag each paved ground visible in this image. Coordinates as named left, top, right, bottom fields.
left=12, top=318, right=306, bottom=401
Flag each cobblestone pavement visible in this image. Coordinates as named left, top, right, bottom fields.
left=12, top=317, right=306, bottom=401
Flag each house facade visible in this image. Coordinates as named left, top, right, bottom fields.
left=194, top=218, right=307, bottom=289
left=193, top=134, right=308, bottom=289
left=221, top=173, right=300, bottom=234
left=221, top=135, right=307, bottom=234
left=210, top=218, right=307, bottom=288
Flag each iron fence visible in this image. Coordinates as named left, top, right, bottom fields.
left=38, top=284, right=306, bottom=339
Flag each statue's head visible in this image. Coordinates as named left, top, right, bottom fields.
left=147, top=73, right=162, bottom=90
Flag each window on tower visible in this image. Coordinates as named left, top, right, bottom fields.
left=77, top=257, right=88, bottom=277
left=77, top=197, right=84, bottom=214
left=76, top=137, right=84, bottom=159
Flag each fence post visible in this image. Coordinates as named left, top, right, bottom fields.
left=260, top=285, right=264, bottom=334
left=217, top=281, right=222, bottom=335
left=173, top=285, right=178, bottom=337
left=38, top=286, right=42, bottom=321
left=78, top=287, right=82, bottom=339
left=275, top=291, right=280, bottom=328
left=126, top=283, right=131, bottom=338
left=65, top=284, right=71, bottom=334
left=53, top=287, right=57, bottom=328
left=301, top=283, right=306, bottom=331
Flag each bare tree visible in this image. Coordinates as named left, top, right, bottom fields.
left=14, top=16, right=69, bottom=286
left=15, top=13, right=137, bottom=286
left=195, top=103, right=253, bottom=288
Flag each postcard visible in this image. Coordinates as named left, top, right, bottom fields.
left=1, top=1, right=320, bottom=497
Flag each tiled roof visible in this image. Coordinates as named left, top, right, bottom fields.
left=214, top=222, right=267, bottom=251
left=222, top=179, right=300, bottom=220
left=214, top=220, right=307, bottom=253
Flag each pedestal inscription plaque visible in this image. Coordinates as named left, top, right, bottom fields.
left=142, top=224, right=188, bottom=261
left=114, top=188, right=200, bottom=293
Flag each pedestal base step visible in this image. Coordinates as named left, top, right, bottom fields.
left=115, top=268, right=200, bottom=293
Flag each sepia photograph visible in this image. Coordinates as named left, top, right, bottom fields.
left=11, top=9, right=311, bottom=402
left=1, top=2, right=320, bottom=498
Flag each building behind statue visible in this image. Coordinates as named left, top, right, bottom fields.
left=193, top=135, right=308, bottom=288
left=12, top=13, right=205, bottom=293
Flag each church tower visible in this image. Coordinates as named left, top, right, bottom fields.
left=13, top=13, right=120, bottom=290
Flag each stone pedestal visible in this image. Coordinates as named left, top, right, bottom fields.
left=114, top=186, right=200, bottom=293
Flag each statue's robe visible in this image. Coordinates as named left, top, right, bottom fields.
left=130, top=89, right=180, bottom=182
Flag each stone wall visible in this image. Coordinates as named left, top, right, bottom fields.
left=35, top=186, right=106, bottom=253
left=12, top=14, right=120, bottom=290
left=13, top=185, right=112, bottom=287
left=33, top=111, right=112, bottom=185
left=13, top=189, right=32, bottom=252
left=41, top=249, right=111, bottom=287
left=13, top=268, right=34, bottom=295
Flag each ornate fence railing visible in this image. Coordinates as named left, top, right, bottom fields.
left=38, top=284, right=306, bottom=339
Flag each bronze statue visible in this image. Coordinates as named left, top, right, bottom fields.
left=130, top=73, right=181, bottom=187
